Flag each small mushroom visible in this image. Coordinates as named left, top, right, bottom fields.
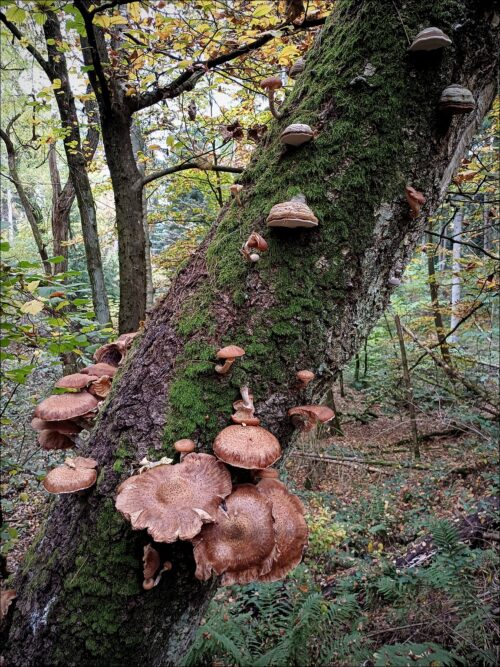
left=266, top=195, right=318, bottom=229
left=288, top=405, right=335, bottom=433
left=88, top=375, right=112, bottom=399
left=241, top=232, right=268, bottom=262
left=408, top=27, right=452, bottom=51
left=143, top=544, right=161, bottom=589
left=34, top=392, right=99, bottom=422
left=0, top=590, right=16, bottom=621
left=215, top=345, right=245, bottom=375
left=295, top=370, right=315, bottom=389
left=174, top=438, right=196, bottom=461
left=81, top=362, right=117, bottom=378
left=438, top=84, right=475, bottom=114
left=213, top=424, right=281, bottom=469
left=280, top=123, right=314, bottom=147
left=231, top=386, right=261, bottom=426
left=43, top=456, right=98, bottom=494
left=55, top=373, right=99, bottom=390
left=260, top=76, right=283, bottom=119
left=405, top=186, right=426, bottom=219
left=289, top=57, right=305, bottom=79
left=230, top=184, right=243, bottom=206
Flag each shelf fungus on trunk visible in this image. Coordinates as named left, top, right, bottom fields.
left=213, top=424, right=281, bottom=469
left=288, top=405, right=335, bottom=432
left=115, top=453, right=232, bottom=543
left=266, top=195, right=318, bottom=229
left=280, top=123, right=314, bottom=147
left=88, top=375, right=113, bottom=399
left=43, top=456, right=98, bottom=494
left=54, top=373, right=99, bottom=390
left=438, top=84, right=476, bottom=114
left=408, top=27, right=452, bottom=52
left=214, top=345, right=245, bottom=375
left=34, top=392, right=99, bottom=423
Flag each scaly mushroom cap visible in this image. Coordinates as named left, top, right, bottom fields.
left=438, top=84, right=475, bottom=113
left=280, top=123, right=314, bottom=147
left=43, top=461, right=97, bottom=494
left=288, top=405, right=335, bottom=432
left=81, top=363, right=117, bottom=377
left=266, top=198, right=318, bottom=229
left=55, top=373, right=98, bottom=390
left=31, top=417, right=81, bottom=434
left=216, top=345, right=245, bottom=360
left=88, top=375, right=112, bottom=399
left=289, top=57, right=305, bottom=79
left=213, top=425, right=281, bottom=469
left=174, top=439, right=196, bottom=453
left=143, top=544, right=161, bottom=580
left=0, top=590, right=17, bottom=621
left=408, top=27, right=452, bottom=51
left=93, top=342, right=123, bottom=366
left=115, top=453, right=232, bottom=543
left=296, top=370, right=315, bottom=387
left=193, top=484, right=277, bottom=585
left=34, top=392, right=99, bottom=422
left=261, top=76, right=282, bottom=90
left=38, top=430, right=75, bottom=451
left=256, top=479, right=308, bottom=582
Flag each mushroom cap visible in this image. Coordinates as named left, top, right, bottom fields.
left=93, top=342, right=123, bottom=366
left=246, top=232, right=268, bottom=251
left=43, top=463, right=97, bottom=494
left=38, top=430, right=75, bottom=451
left=288, top=405, right=335, bottom=431
left=81, top=363, right=117, bottom=377
left=193, top=484, right=277, bottom=585
left=253, top=467, right=280, bottom=479
left=266, top=199, right=318, bottom=229
left=143, top=544, right=161, bottom=579
left=438, top=84, right=475, bottom=112
left=256, top=479, right=308, bottom=582
left=55, top=373, right=98, bottom=390
left=88, top=375, right=112, bottom=399
left=213, top=425, right=281, bottom=469
left=115, top=453, right=232, bottom=543
left=261, top=76, right=282, bottom=90
left=31, top=417, right=81, bottom=434
left=174, top=438, right=196, bottom=453
left=230, top=184, right=243, bottom=194
left=116, top=331, right=139, bottom=349
left=408, top=27, right=452, bottom=51
left=0, top=590, right=17, bottom=621
left=289, top=57, right=305, bottom=79
left=280, top=123, right=314, bottom=147
left=216, top=345, right=245, bottom=360
left=231, top=411, right=261, bottom=426
left=34, top=392, right=99, bottom=421
left=296, top=370, right=315, bottom=385
left=65, top=456, right=98, bottom=469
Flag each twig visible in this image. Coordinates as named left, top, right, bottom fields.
left=290, top=451, right=431, bottom=470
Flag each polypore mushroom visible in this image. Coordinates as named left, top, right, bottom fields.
left=438, top=84, right=475, bottom=114
left=193, top=484, right=277, bottom=585
left=408, top=27, right=452, bottom=51
left=38, top=430, right=75, bottom=451
left=54, top=373, right=98, bottom=390
left=213, top=425, right=281, bottom=469
left=0, top=590, right=16, bottom=621
left=266, top=195, right=318, bottom=229
left=43, top=456, right=98, bottom=494
left=295, top=370, right=315, bottom=389
left=288, top=405, right=335, bottom=433
left=88, top=375, right=112, bottom=399
left=34, top=392, right=99, bottom=422
left=214, top=345, right=245, bottom=375
left=81, top=362, right=117, bottom=378
left=256, top=478, right=308, bottom=582
left=230, top=184, right=243, bottom=206
left=289, top=57, right=305, bottom=79
left=405, top=186, right=426, bottom=219
left=241, top=232, right=268, bottom=263
left=260, top=76, right=283, bottom=119
left=280, top=123, right=314, bottom=147
left=115, top=453, right=232, bottom=543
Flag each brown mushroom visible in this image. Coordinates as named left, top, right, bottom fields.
left=215, top=345, right=245, bottom=375
left=38, top=430, right=75, bottom=451
left=280, top=123, right=314, bottom=147
left=0, top=590, right=16, bottom=621
left=34, top=392, right=99, bottom=422
left=55, top=373, right=99, bottom=390
left=43, top=457, right=98, bottom=494
left=256, top=479, right=308, bottom=582
left=241, top=232, right=268, bottom=263
left=266, top=195, right=318, bottom=229
left=438, top=84, right=475, bottom=114
left=295, top=370, right=315, bottom=389
left=81, top=363, right=117, bottom=377
left=288, top=405, right=334, bottom=432
left=231, top=386, right=260, bottom=426
left=260, top=76, right=283, bottom=119
left=230, top=184, right=243, bottom=206
left=174, top=438, right=196, bottom=461
left=93, top=342, right=123, bottom=366
left=143, top=544, right=161, bottom=581
left=289, top=57, right=305, bottom=79
left=31, top=417, right=81, bottom=434
left=253, top=467, right=280, bottom=480
left=405, top=186, right=426, bottom=219
left=408, top=27, right=452, bottom=52
left=193, top=484, right=277, bottom=585
left=213, top=424, right=281, bottom=469
left=115, top=453, right=232, bottom=543
left=88, top=375, right=112, bottom=399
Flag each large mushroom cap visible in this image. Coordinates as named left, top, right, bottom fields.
left=280, top=123, right=314, bottom=147
left=31, top=417, right=81, bottom=434
left=115, top=453, right=232, bottom=543
left=38, top=430, right=75, bottom=451
left=408, top=27, right=452, bottom=51
left=213, top=425, right=281, bottom=469
left=34, top=392, right=99, bottom=422
left=216, top=345, right=245, bottom=360
left=81, top=363, right=117, bottom=377
left=54, top=373, right=98, bottom=390
left=193, top=484, right=277, bottom=585
left=43, top=460, right=97, bottom=494
left=257, top=479, right=308, bottom=582
left=438, top=84, right=475, bottom=113
left=266, top=198, right=318, bottom=229
left=288, top=405, right=335, bottom=431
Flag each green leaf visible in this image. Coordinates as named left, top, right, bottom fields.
left=48, top=255, right=65, bottom=264
left=5, top=5, right=26, bottom=23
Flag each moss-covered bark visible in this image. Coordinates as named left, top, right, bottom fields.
left=2, top=1, right=497, bottom=665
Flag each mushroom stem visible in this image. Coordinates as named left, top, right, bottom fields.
left=267, top=90, right=283, bottom=120
left=215, top=359, right=234, bottom=375
left=240, top=386, right=253, bottom=410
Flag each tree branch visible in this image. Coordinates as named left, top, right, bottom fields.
left=0, top=11, right=52, bottom=78
left=427, top=229, right=499, bottom=260
left=141, top=162, right=243, bottom=188
left=88, top=0, right=134, bottom=16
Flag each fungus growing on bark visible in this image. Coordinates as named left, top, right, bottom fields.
left=193, top=484, right=277, bottom=585
left=241, top=232, right=268, bottom=263
left=213, top=424, right=281, bottom=469
left=289, top=57, right=305, bottom=79
left=260, top=76, right=283, bottom=119
left=31, top=417, right=81, bottom=434
left=266, top=195, right=318, bottom=229
left=94, top=331, right=138, bottom=366
left=288, top=405, right=335, bottom=432
left=230, top=184, right=243, bottom=206
left=174, top=439, right=196, bottom=454
left=81, top=362, right=117, bottom=377
left=214, top=345, right=245, bottom=375
left=256, top=478, right=308, bottom=582
left=88, top=375, right=112, bottom=399
left=38, top=430, right=75, bottom=451
left=280, top=123, right=314, bottom=147
left=405, top=186, right=426, bottom=219
left=55, top=373, right=98, bottom=390
left=388, top=276, right=402, bottom=286
left=438, top=84, right=475, bottom=114
left=408, top=27, right=452, bottom=51
left=34, top=392, right=99, bottom=422
left=0, top=590, right=16, bottom=621
left=295, top=370, right=315, bottom=389
left=115, top=453, right=232, bottom=543
left=43, top=456, right=98, bottom=494
left=143, top=544, right=160, bottom=589
left=231, top=386, right=260, bottom=426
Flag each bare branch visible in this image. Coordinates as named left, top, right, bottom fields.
left=141, top=161, right=242, bottom=189
left=427, top=229, right=499, bottom=261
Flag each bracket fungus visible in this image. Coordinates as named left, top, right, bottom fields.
left=280, top=123, right=314, bottom=147
left=230, top=183, right=243, bottom=206
left=288, top=405, right=335, bottom=432
left=193, top=484, right=277, bottom=585
left=241, top=232, right=268, bottom=263
left=295, top=369, right=315, bottom=389
left=408, top=27, right=452, bottom=52
left=115, top=453, right=232, bottom=543
left=289, top=57, right=305, bottom=79
left=260, top=76, right=283, bottom=119
left=405, top=186, right=426, bottom=219
left=213, top=424, right=281, bottom=469
left=438, top=84, right=475, bottom=114
left=266, top=195, right=318, bottom=229
left=214, top=345, right=245, bottom=375
left=34, top=391, right=99, bottom=422
left=43, top=456, right=98, bottom=494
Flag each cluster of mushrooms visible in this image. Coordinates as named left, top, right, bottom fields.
left=115, top=356, right=333, bottom=589
left=33, top=332, right=137, bottom=494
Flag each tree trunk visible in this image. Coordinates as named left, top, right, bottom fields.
left=3, top=2, right=497, bottom=665
left=449, top=207, right=463, bottom=342
left=426, top=227, right=452, bottom=363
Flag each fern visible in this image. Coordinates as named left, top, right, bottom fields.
left=373, top=642, right=457, bottom=666
left=431, top=520, right=463, bottom=556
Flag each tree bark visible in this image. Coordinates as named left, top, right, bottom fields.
left=3, top=2, right=497, bottom=665
left=449, top=206, right=463, bottom=342
left=394, top=315, right=420, bottom=459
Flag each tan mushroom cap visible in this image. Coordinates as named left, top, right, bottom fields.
left=81, top=363, right=117, bottom=377
left=55, top=373, right=98, bottom=390
left=65, top=456, right=98, bottom=469
left=280, top=123, right=314, bottom=147
left=0, top=589, right=17, bottom=621
left=261, top=76, right=282, bottom=90
left=88, top=375, right=112, bottom=399
left=257, top=479, right=308, bottom=582
left=38, top=430, right=75, bottom=451
left=230, top=184, right=243, bottom=195
left=253, top=467, right=280, bottom=480
left=193, top=484, right=277, bottom=585
left=93, top=342, right=123, bottom=366
left=143, top=544, right=161, bottom=579
left=117, top=331, right=139, bottom=348
left=213, top=425, right=281, bottom=469
left=296, top=370, right=315, bottom=386
left=266, top=199, right=318, bottom=229
left=288, top=405, right=335, bottom=431
left=31, top=417, right=81, bottom=434
left=408, top=27, right=452, bottom=52
left=231, top=411, right=261, bottom=426
left=174, top=439, right=196, bottom=453
left=43, top=462, right=97, bottom=494
left=115, top=453, right=232, bottom=543
left=216, top=345, right=245, bottom=360
left=34, top=391, right=99, bottom=422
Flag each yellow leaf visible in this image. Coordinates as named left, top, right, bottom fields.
left=26, top=280, right=40, bottom=293
left=20, top=300, right=44, bottom=315
left=52, top=78, right=62, bottom=90
left=128, top=2, right=141, bottom=22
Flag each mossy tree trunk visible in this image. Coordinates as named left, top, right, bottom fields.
left=3, top=1, right=497, bottom=665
